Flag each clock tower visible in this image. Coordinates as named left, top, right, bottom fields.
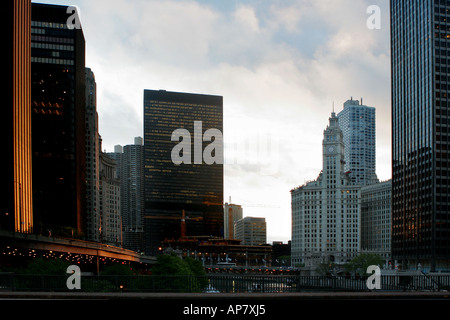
left=322, top=112, right=345, bottom=185
left=291, top=110, right=361, bottom=268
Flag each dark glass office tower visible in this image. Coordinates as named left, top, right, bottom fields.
left=1, top=0, right=33, bottom=233
left=391, top=0, right=450, bottom=271
left=31, top=4, right=86, bottom=236
left=144, top=90, right=224, bottom=255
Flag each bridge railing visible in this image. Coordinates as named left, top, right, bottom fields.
left=1, top=273, right=450, bottom=293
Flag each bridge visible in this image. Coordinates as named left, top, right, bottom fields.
left=0, top=230, right=156, bottom=273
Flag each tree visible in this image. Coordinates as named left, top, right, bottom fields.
left=344, top=253, right=384, bottom=276
left=184, top=256, right=208, bottom=289
left=184, top=257, right=206, bottom=276
left=19, top=257, right=71, bottom=275
left=151, top=254, right=192, bottom=276
left=151, top=254, right=207, bottom=292
left=100, top=263, right=135, bottom=275
left=315, top=261, right=336, bottom=276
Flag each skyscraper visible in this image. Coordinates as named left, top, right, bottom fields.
left=109, top=137, right=144, bottom=252
left=31, top=3, right=86, bottom=236
left=98, top=151, right=121, bottom=246
left=337, top=98, right=378, bottom=186
left=143, top=89, right=223, bottom=255
left=234, top=217, right=267, bottom=246
left=223, top=202, right=243, bottom=240
left=1, top=0, right=33, bottom=233
left=361, top=180, right=392, bottom=263
left=391, top=0, right=450, bottom=271
left=291, top=112, right=361, bottom=268
left=85, top=68, right=101, bottom=242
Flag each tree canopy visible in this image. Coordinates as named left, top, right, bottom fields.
left=344, top=253, right=384, bottom=276
left=151, top=254, right=206, bottom=276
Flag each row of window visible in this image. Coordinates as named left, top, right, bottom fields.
left=31, top=56, right=74, bottom=66
left=32, top=42, right=74, bottom=51
left=32, top=20, right=68, bottom=29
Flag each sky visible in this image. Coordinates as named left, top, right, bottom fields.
left=35, top=0, right=391, bottom=243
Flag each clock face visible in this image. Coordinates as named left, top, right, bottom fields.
left=327, top=146, right=335, bottom=154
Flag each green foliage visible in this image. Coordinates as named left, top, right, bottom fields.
left=18, top=257, right=71, bottom=275
left=100, top=263, right=135, bottom=275
left=344, top=253, right=384, bottom=276
left=151, top=254, right=208, bottom=292
left=152, top=254, right=192, bottom=276
left=315, top=261, right=336, bottom=276
left=184, top=257, right=206, bottom=276
left=184, top=256, right=208, bottom=289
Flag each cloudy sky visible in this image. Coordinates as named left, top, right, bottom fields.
left=36, top=0, right=391, bottom=243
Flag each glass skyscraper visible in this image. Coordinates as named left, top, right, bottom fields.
left=391, top=0, right=450, bottom=271
left=2, top=0, right=33, bottom=233
left=31, top=3, right=86, bottom=236
left=337, top=98, right=378, bottom=186
left=143, top=90, right=223, bottom=255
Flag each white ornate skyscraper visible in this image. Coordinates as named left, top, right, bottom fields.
left=291, top=112, right=361, bottom=269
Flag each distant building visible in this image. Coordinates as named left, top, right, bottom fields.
left=235, top=217, right=267, bottom=246
left=337, top=98, right=378, bottom=186
left=161, top=236, right=272, bottom=268
left=143, top=89, right=224, bottom=255
left=272, top=241, right=291, bottom=267
left=108, top=137, right=144, bottom=252
left=98, top=152, right=121, bottom=246
left=291, top=112, right=361, bottom=268
left=224, top=202, right=243, bottom=239
left=361, top=180, right=392, bottom=263
left=85, top=68, right=101, bottom=242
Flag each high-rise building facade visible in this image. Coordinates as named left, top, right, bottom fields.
left=1, top=0, right=33, bottom=233
left=223, top=202, right=243, bottom=239
left=291, top=112, right=361, bottom=267
left=143, top=89, right=224, bottom=255
left=98, top=152, right=121, bottom=246
left=361, top=180, right=392, bottom=262
left=85, top=68, right=101, bottom=242
left=31, top=3, right=86, bottom=236
left=108, top=137, right=144, bottom=252
left=391, top=0, right=450, bottom=271
left=234, top=216, right=267, bottom=246
left=337, top=98, right=378, bottom=186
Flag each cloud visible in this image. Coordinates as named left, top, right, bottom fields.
left=36, top=0, right=392, bottom=242
left=233, top=5, right=260, bottom=33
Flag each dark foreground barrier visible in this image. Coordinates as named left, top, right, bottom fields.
left=1, top=273, right=450, bottom=293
